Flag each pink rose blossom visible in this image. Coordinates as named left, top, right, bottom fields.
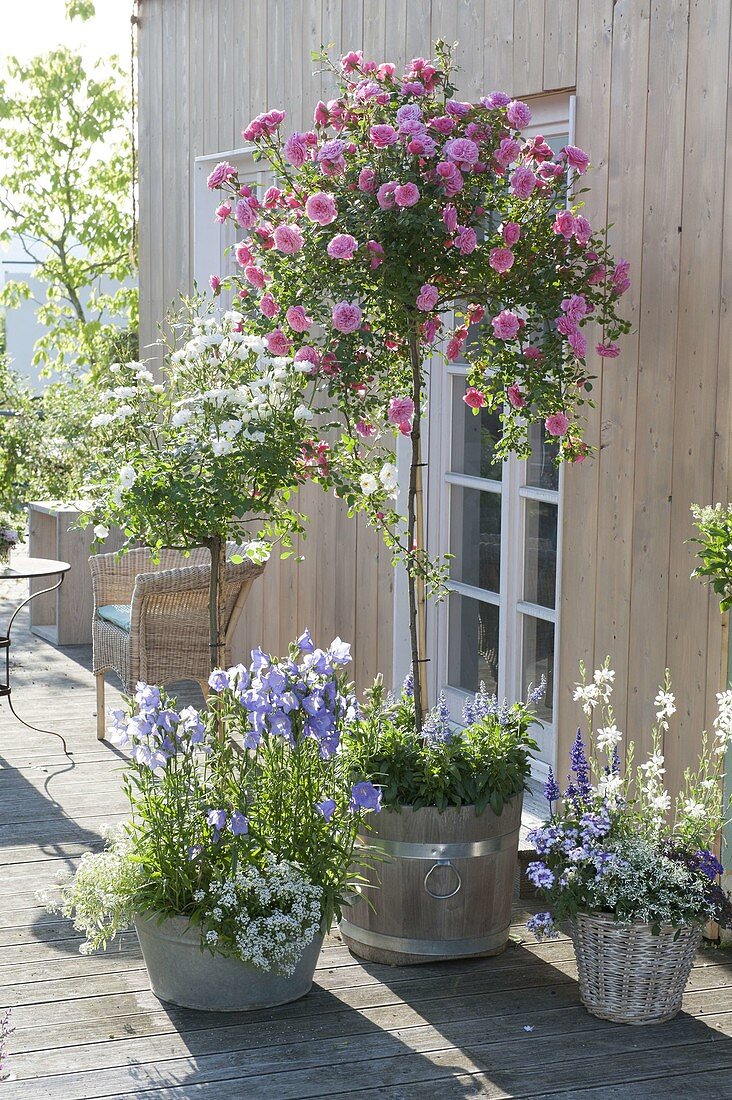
left=612, top=260, right=631, bottom=294
left=435, top=161, right=463, bottom=196
left=367, top=240, right=385, bottom=268
left=430, top=115, right=455, bottom=135
left=206, top=161, right=236, bottom=189
left=495, top=137, right=522, bottom=168
left=244, top=266, right=267, bottom=289
left=443, top=204, right=458, bottom=232
left=506, top=383, right=526, bottom=409
left=596, top=342, right=621, bottom=358
left=553, top=210, right=576, bottom=239
left=568, top=329, right=587, bottom=358
left=341, top=50, right=363, bottom=72
left=502, top=222, right=521, bottom=246
left=545, top=412, right=570, bottom=437
left=265, top=329, right=291, bottom=356
left=421, top=316, right=442, bottom=342
left=524, top=346, right=543, bottom=360
left=235, top=242, right=253, bottom=268
left=304, top=191, right=338, bottom=226
left=376, top=62, right=396, bottom=80
left=555, top=315, right=578, bottom=337
left=263, top=186, right=282, bottom=208
left=416, top=284, right=439, bottom=311
left=574, top=215, right=592, bottom=246
left=524, top=135, right=554, bottom=162
left=388, top=396, right=415, bottom=431
left=510, top=165, right=537, bottom=198
left=370, top=124, right=398, bottom=148
left=214, top=202, right=232, bottom=223
left=397, top=103, right=422, bottom=124
left=563, top=144, right=591, bottom=174
left=235, top=199, right=257, bottom=229
left=506, top=99, right=532, bottom=129
left=481, top=91, right=511, bottom=109
left=327, top=233, right=358, bottom=260
left=273, top=223, right=304, bottom=254
left=294, top=346, right=321, bottom=372
left=489, top=247, right=514, bottom=273
left=454, top=226, right=478, bottom=255
left=401, top=80, right=425, bottom=96
left=408, top=134, right=438, bottom=156
left=444, top=137, right=480, bottom=169
left=355, top=419, right=376, bottom=438
left=358, top=168, right=377, bottom=193
left=561, top=294, right=590, bottom=322
left=286, top=305, right=312, bottom=332
left=468, top=303, right=486, bottom=325
left=446, top=338, right=462, bottom=362
left=394, top=182, right=420, bottom=207
left=587, top=265, right=607, bottom=286
left=259, top=292, right=279, bottom=319
left=446, top=99, right=471, bottom=118
left=284, top=131, right=310, bottom=166
left=314, top=100, right=329, bottom=126
left=492, top=310, right=521, bottom=340
left=209, top=274, right=221, bottom=293
left=332, top=301, right=363, bottom=334
left=463, top=387, right=487, bottom=409
left=377, top=181, right=398, bottom=210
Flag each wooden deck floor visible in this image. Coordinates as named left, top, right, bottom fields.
left=2, top=592, right=732, bottom=1098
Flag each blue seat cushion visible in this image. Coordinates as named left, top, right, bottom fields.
left=97, top=604, right=131, bottom=632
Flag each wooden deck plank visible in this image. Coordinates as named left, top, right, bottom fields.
left=2, top=601, right=732, bottom=1095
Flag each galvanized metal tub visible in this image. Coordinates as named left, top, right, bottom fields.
left=134, top=913, right=323, bottom=1011
left=340, top=797, right=523, bottom=965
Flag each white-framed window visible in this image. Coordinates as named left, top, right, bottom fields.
left=424, top=95, right=573, bottom=779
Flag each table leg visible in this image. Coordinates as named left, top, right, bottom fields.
left=2, top=575, right=72, bottom=757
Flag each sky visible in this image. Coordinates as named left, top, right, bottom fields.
left=1, top=1, right=132, bottom=255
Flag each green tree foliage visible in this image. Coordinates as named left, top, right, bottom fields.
left=0, top=45, right=137, bottom=376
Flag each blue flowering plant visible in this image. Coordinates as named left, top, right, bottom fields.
left=526, top=662, right=732, bottom=941
left=46, top=633, right=382, bottom=973
left=342, top=672, right=542, bottom=814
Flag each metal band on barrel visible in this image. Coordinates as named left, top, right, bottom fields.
left=364, top=830, right=519, bottom=861
left=340, top=919, right=510, bottom=957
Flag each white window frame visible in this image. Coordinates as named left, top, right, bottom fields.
left=422, top=94, right=575, bottom=781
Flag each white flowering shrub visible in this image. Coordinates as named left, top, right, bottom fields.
left=200, top=855, right=323, bottom=975
left=526, top=664, right=732, bottom=940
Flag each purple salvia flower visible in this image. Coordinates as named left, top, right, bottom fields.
left=403, top=667, right=414, bottom=698
left=544, top=767, right=560, bottom=803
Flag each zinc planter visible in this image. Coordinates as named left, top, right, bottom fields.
left=134, top=914, right=323, bottom=1011
left=569, top=912, right=702, bottom=1025
left=340, top=796, right=523, bottom=965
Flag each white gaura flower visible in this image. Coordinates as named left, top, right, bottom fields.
left=211, top=437, right=234, bottom=457
left=573, top=682, right=600, bottom=717
left=93, top=524, right=109, bottom=540
left=294, top=404, right=314, bottom=421
left=648, top=790, right=671, bottom=813
left=597, top=773, right=623, bottom=799
left=593, top=667, right=615, bottom=689
left=91, top=412, right=114, bottom=428
left=119, top=465, right=137, bottom=489
left=596, top=724, right=622, bottom=751
left=171, top=408, right=193, bottom=427
left=654, top=689, right=676, bottom=720
left=682, top=798, right=707, bottom=820
left=639, top=750, right=665, bottom=778
left=379, top=462, right=399, bottom=497
left=360, top=473, right=379, bottom=496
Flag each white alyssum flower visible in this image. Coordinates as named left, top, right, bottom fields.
left=119, top=465, right=137, bottom=489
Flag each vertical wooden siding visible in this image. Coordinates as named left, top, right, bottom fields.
left=138, top=0, right=730, bottom=792
left=558, top=0, right=732, bottom=791
left=137, top=0, right=570, bottom=691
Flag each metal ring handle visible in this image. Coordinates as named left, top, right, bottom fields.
left=423, top=859, right=462, bottom=900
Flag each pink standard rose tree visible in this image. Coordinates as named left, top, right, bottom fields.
left=207, top=41, right=629, bottom=727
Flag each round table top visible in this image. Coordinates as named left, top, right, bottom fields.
left=0, top=556, right=71, bottom=580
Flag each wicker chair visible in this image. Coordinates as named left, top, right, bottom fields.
left=90, top=547, right=264, bottom=740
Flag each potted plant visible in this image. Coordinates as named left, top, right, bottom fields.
left=339, top=674, right=542, bottom=963
left=43, top=633, right=381, bottom=1011
left=526, top=662, right=732, bottom=1024
left=0, top=512, right=20, bottom=564
left=207, top=42, right=630, bottom=727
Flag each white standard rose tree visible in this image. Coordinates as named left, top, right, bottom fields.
left=206, top=41, right=630, bottom=728
left=84, top=297, right=383, bottom=670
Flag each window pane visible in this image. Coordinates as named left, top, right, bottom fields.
left=523, top=500, right=558, bottom=608
left=448, top=593, right=499, bottom=695
left=522, top=615, right=554, bottom=722
left=451, top=378, right=503, bottom=481
left=450, top=486, right=501, bottom=593
left=526, top=420, right=559, bottom=490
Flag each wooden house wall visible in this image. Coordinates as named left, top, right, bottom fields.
left=137, top=0, right=731, bottom=793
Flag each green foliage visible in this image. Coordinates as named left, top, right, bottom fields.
left=690, top=503, right=732, bottom=613
left=65, top=0, right=96, bottom=19
left=0, top=45, right=137, bottom=375
left=343, top=679, right=539, bottom=813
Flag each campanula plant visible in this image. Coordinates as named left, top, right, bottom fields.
left=46, top=634, right=381, bottom=975
left=526, top=662, right=732, bottom=940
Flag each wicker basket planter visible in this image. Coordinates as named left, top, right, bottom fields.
left=569, top=911, right=702, bottom=1025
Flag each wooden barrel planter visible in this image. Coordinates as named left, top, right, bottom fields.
left=340, top=795, right=523, bottom=965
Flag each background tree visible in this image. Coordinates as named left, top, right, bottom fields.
left=0, top=44, right=137, bottom=376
